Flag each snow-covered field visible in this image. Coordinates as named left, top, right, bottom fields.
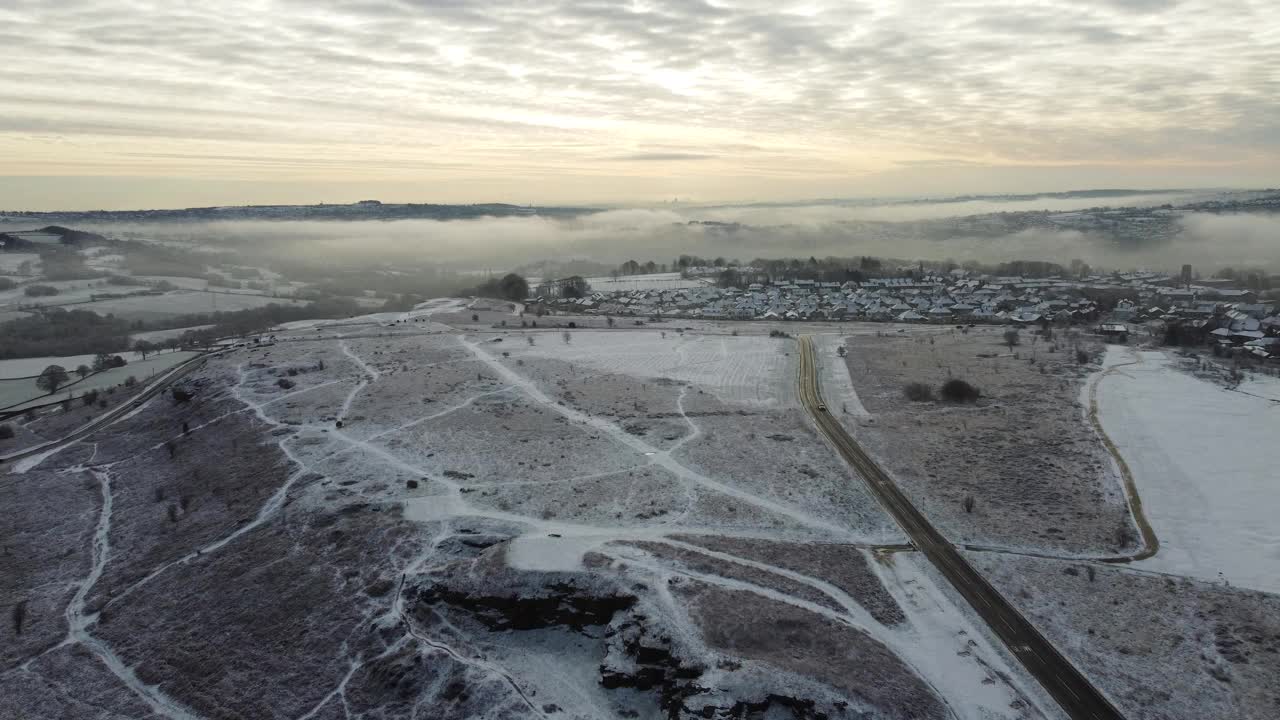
left=0, top=279, right=111, bottom=308
left=3, top=324, right=1062, bottom=719
left=512, top=330, right=796, bottom=407
left=0, top=351, right=198, bottom=409
left=0, top=252, right=40, bottom=273
left=583, top=272, right=707, bottom=292
left=1095, top=347, right=1280, bottom=593
left=79, top=291, right=306, bottom=321
left=129, top=325, right=215, bottom=344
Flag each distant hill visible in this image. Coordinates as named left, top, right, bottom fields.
left=1, top=202, right=598, bottom=223
left=0, top=225, right=106, bottom=250
left=39, top=225, right=108, bottom=244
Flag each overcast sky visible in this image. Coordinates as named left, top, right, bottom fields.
left=1, top=0, right=1276, bottom=209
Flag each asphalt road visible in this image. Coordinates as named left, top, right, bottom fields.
left=796, top=335, right=1125, bottom=720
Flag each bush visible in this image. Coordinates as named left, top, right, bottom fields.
left=24, top=284, right=60, bottom=297
left=0, top=424, right=14, bottom=440
left=124, top=375, right=137, bottom=387
left=1076, top=349, right=1090, bottom=365
left=940, top=378, right=981, bottom=403
left=1002, top=329, right=1020, bottom=348
left=903, top=382, right=935, bottom=402
left=81, top=389, right=100, bottom=407
left=276, top=378, right=296, bottom=390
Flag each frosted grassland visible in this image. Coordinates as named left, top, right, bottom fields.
left=2, top=320, right=1060, bottom=719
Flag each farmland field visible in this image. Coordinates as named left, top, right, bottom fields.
left=0, top=351, right=198, bottom=410
left=76, top=290, right=308, bottom=321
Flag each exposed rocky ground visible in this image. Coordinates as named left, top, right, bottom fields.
left=0, top=326, right=1047, bottom=720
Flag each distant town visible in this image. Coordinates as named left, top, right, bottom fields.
left=534, top=267, right=1278, bottom=359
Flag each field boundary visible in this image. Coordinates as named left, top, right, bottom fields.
left=1086, top=348, right=1160, bottom=563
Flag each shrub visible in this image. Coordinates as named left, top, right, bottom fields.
left=124, top=375, right=137, bottom=387
left=903, top=382, right=935, bottom=402
left=24, top=284, right=59, bottom=297
left=1003, top=329, right=1020, bottom=348
left=0, top=424, right=14, bottom=440
left=12, top=600, right=26, bottom=635
left=1076, top=349, right=1090, bottom=365
left=940, top=378, right=981, bottom=403
left=81, top=389, right=100, bottom=407
left=276, top=378, right=295, bottom=389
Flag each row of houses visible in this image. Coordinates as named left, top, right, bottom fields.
left=539, top=275, right=1107, bottom=325
left=533, top=274, right=1279, bottom=350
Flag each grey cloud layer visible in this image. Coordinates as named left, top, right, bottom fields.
left=1, top=0, right=1277, bottom=192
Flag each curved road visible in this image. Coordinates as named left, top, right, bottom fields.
left=797, top=336, right=1124, bottom=720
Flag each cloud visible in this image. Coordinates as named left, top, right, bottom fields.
left=609, top=153, right=718, bottom=162
left=0, top=0, right=1276, bottom=205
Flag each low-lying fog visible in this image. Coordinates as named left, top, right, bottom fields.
left=7, top=192, right=1277, bottom=273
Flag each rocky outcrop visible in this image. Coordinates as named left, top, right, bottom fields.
left=410, top=546, right=636, bottom=631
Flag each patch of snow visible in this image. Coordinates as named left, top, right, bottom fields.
left=871, top=553, right=1066, bottom=720
left=509, top=330, right=795, bottom=408
left=813, top=334, right=871, bottom=419
left=1096, top=347, right=1280, bottom=593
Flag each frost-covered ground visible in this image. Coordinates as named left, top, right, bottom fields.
left=0, top=278, right=112, bottom=309
left=841, top=328, right=1137, bottom=555
left=1, top=321, right=1054, bottom=720
left=79, top=290, right=307, bottom=321
left=0, top=349, right=192, bottom=380
left=130, top=325, right=216, bottom=345
left=0, top=352, right=198, bottom=411
left=971, top=552, right=1280, bottom=720
left=512, top=330, right=797, bottom=408
left=1095, top=347, right=1280, bottom=594
left=0, top=252, right=40, bottom=274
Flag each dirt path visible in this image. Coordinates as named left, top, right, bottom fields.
left=1086, top=348, right=1159, bottom=563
